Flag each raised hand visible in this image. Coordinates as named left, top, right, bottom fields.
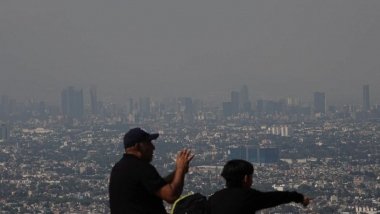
left=175, top=149, right=194, bottom=173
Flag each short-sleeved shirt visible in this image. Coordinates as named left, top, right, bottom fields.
left=208, top=187, right=304, bottom=214
left=109, top=154, right=167, bottom=214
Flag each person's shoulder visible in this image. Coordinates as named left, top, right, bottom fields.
left=112, top=154, right=138, bottom=169
left=246, top=188, right=264, bottom=197
left=211, top=188, right=229, bottom=195
left=209, top=188, right=226, bottom=199
left=123, top=154, right=157, bottom=171
left=248, top=188, right=261, bottom=193
left=119, top=154, right=142, bottom=164
left=210, top=188, right=247, bottom=198
left=218, top=188, right=263, bottom=197
left=233, top=188, right=259, bottom=196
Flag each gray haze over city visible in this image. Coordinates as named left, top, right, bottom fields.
left=1, top=0, right=380, bottom=105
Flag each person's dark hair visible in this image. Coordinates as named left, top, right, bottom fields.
left=221, top=159, right=254, bottom=188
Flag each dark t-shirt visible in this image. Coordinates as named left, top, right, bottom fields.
left=109, top=154, right=167, bottom=214
left=208, top=187, right=304, bottom=214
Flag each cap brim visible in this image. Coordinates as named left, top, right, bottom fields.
left=149, top=133, right=159, bottom=141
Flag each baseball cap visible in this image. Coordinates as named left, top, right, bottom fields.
left=123, top=127, right=159, bottom=148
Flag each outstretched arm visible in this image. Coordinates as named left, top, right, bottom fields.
left=155, top=149, right=194, bottom=204
left=253, top=190, right=310, bottom=211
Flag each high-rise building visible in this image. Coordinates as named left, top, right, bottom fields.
left=178, top=97, right=194, bottom=122
left=363, top=84, right=370, bottom=111
left=240, top=85, right=249, bottom=104
left=0, top=95, right=12, bottom=118
left=139, top=97, right=151, bottom=117
left=240, top=85, right=251, bottom=112
left=228, top=146, right=256, bottom=161
left=258, top=147, right=280, bottom=164
left=90, top=86, right=98, bottom=115
left=228, top=146, right=279, bottom=164
left=286, top=97, right=300, bottom=107
left=61, top=87, right=84, bottom=118
left=0, top=123, right=8, bottom=143
left=128, top=98, right=135, bottom=114
left=313, top=92, right=326, bottom=115
left=222, top=102, right=233, bottom=117
left=256, top=99, right=280, bottom=115
left=268, top=125, right=293, bottom=137
left=231, top=91, right=240, bottom=114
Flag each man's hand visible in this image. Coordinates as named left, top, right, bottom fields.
left=302, top=197, right=311, bottom=207
left=175, top=149, right=194, bottom=173
left=156, top=149, right=194, bottom=203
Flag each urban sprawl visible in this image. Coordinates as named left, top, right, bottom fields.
left=0, top=85, right=379, bottom=213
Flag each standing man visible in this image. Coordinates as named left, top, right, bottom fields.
left=109, top=127, right=194, bottom=214
left=208, top=159, right=310, bottom=214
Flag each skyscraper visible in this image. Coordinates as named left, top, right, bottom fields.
left=231, top=91, right=240, bottom=114
left=0, top=123, right=8, bottom=143
left=313, top=92, right=326, bottom=115
left=90, top=86, right=98, bottom=115
left=363, top=84, right=370, bottom=111
left=61, top=87, right=84, bottom=118
left=240, top=85, right=251, bottom=112
left=256, top=99, right=280, bottom=115
left=0, top=95, right=12, bottom=118
left=178, top=97, right=194, bottom=122
left=128, top=98, right=135, bottom=114
left=222, top=102, right=233, bottom=117
left=139, top=97, right=151, bottom=117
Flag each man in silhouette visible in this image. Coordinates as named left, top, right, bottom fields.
left=109, top=127, right=194, bottom=214
left=208, top=159, right=310, bottom=214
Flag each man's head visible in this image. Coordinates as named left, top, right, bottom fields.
left=124, top=128, right=159, bottom=162
left=221, top=159, right=254, bottom=188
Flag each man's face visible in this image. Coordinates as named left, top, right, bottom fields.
left=137, top=141, right=155, bottom=162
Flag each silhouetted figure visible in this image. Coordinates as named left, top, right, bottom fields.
left=208, top=159, right=310, bottom=214
left=109, top=128, right=194, bottom=214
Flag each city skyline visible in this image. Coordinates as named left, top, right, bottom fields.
left=1, top=1, right=380, bottom=105
left=0, top=84, right=377, bottom=109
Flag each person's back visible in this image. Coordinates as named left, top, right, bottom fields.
left=207, top=159, right=309, bottom=214
left=109, top=154, right=167, bottom=213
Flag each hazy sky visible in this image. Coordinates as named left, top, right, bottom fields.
left=1, top=0, right=380, bottom=105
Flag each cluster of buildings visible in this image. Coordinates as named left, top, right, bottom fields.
left=0, top=84, right=378, bottom=122
left=0, top=85, right=379, bottom=213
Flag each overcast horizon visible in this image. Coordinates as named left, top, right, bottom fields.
left=1, top=1, right=380, bottom=106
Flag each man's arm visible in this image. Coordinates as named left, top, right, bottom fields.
left=163, top=171, right=175, bottom=183
left=252, top=190, right=309, bottom=211
left=156, top=149, right=194, bottom=204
